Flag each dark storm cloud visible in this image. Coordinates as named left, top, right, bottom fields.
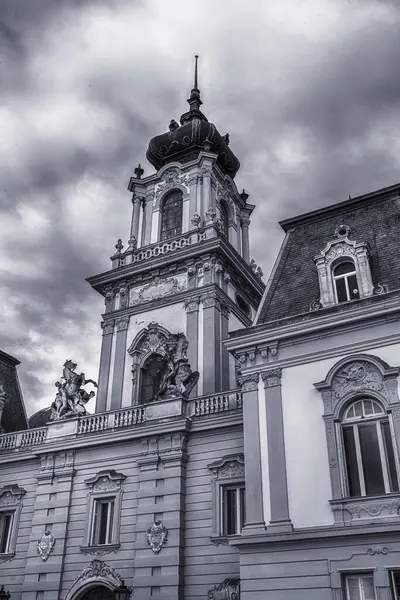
left=1, top=0, right=399, bottom=414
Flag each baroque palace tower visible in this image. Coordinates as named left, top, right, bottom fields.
left=87, top=56, right=264, bottom=412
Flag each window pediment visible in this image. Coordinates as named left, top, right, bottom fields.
left=85, top=470, right=126, bottom=493
left=0, top=485, right=26, bottom=507
left=208, top=454, right=245, bottom=480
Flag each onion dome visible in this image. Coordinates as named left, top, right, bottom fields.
left=28, top=406, right=52, bottom=428
left=146, top=56, right=240, bottom=179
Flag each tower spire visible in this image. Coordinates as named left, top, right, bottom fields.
left=186, top=54, right=202, bottom=114
left=193, top=54, right=199, bottom=90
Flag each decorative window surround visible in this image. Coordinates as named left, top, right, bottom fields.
left=81, top=470, right=126, bottom=557
left=314, top=225, right=374, bottom=308
left=207, top=454, right=245, bottom=543
left=314, top=354, right=400, bottom=525
left=0, top=484, right=25, bottom=561
left=63, top=559, right=127, bottom=600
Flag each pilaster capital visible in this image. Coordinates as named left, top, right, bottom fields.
left=241, top=216, right=251, bottom=228
left=132, top=195, right=142, bottom=207
left=238, top=373, right=259, bottom=392
left=185, top=296, right=201, bottom=313
left=116, top=316, right=130, bottom=332
left=101, top=320, right=115, bottom=336
left=220, top=302, right=231, bottom=319
left=261, top=368, right=282, bottom=388
left=201, top=291, right=221, bottom=309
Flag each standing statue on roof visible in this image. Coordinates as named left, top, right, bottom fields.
left=50, top=360, right=97, bottom=420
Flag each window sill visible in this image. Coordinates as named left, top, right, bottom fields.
left=80, top=543, right=120, bottom=557
left=0, top=552, right=15, bottom=563
left=210, top=534, right=241, bottom=547
left=330, top=492, right=400, bottom=524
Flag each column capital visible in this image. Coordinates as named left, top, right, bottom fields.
left=184, top=296, right=201, bottom=313
left=241, top=216, right=251, bottom=228
left=238, top=372, right=259, bottom=392
left=261, top=368, right=282, bottom=388
left=101, top=319, right=115, bottom=336
left=116, top=316, right=130, bottom=332
left=220, top=302, right=231, bottom=319
left=201, top=291, right=221, bottom=309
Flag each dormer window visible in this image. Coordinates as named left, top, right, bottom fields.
left=314, top=225, right=374, bottom=308
left=333, top=261, right=359, bottom=303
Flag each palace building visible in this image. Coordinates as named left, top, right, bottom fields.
left=2, top=59, right=400, bottom=600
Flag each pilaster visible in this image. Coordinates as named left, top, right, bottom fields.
left=220, top=303, right=231, bottom=391
left=143, top=196, right=153, bottom=246
left=21, top=452, right=76, bottom=600
left=96, top=319, right=114, bottom=413
left=261, top=368, right=293, bottom=532
left=185, top=297, right=200, bottom=397
left=241, top=216, right=250, bottom=263
left=239, top=373, right=265, bottom=535
left=110, top=316, right=130, bottom=410
left=134, top=435, right=187, bottom=600
left=201, top=291, right=222, bottom=394
left=131, top=195, right=142, bottom=241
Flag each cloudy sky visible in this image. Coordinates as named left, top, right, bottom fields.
left=1, top=0, right=399, bottom=417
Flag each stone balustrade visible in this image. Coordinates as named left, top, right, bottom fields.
left=111, top=226, right=216, bottom=269
left=0, top=389, right=242, bottom=453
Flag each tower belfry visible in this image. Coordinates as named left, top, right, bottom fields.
left=87, top=56, right=265, bottom=413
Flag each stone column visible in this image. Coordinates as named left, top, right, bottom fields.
left=261, top=368, right=292, bottom=532
left=110, top=316, right=130, bottom=410
left=96, top=319, right=114, bottom=413
left=201, top=291, right=221, bottom=394
left=188, top=174, right=198, bottom=223
left=241, top=216, right=250, bottom=263
left=21, top=451, right=75, bottom=600
left=220, top=303, right=230, bottom=391
left=134, top=434, right=187, bottom=600
left=185, top=297, right=200, bottom=397
left=142, top=196, right=153, bottom=246
left=130, top=195, right=142, bottom=242
left=0, top=398, right=5, bottom=432
left=239, top=373, right=265, bottom=535
left=236, top=209, right=242, bottom=255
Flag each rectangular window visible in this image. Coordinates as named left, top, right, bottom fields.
left=0, top=512, right=14, bottom=554
left=222, top=485, right=245, bottom=535
left=390, top=571, right=400, bottom=599
left=358, top=422, right=385, bottom=496
left=90, top=498, right=115, bottom=546
left=344, top=574, right=376, bottom=600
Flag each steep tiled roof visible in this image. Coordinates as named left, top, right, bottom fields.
left=256, top=183, right=400, bottom=325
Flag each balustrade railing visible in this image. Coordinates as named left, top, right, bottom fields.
left=0, top=388, right=242, bottom=452
left=191, top=390, right=243, bottom=417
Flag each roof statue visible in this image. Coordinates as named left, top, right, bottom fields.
left=146, top=55, right=240, bottom=179
left=50, top=360, right=98, bottom=421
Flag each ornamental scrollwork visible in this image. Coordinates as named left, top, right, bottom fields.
left=207, top=577, right=240, bottom=600
left=0, top=485, right=26, bottom=507
left=154, top=168, right=189, bottom=200
left=331, top=361, right=384, bottom=400
left=85, top=470, right=126, bottom=493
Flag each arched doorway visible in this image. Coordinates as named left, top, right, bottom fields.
left=80, top=586, right=115, bottom=600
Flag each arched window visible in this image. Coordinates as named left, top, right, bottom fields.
left=341, top=397, right=399, bottom=497
left=219, top=201, right=229, bottom=239
left=140, top=355, right=165, bottom=404
left=160, top=190, right=183, bottom=241
left=333, top=261, right=359, bottom=303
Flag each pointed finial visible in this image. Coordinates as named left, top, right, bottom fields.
left=194, top=54, right=199, bottom=90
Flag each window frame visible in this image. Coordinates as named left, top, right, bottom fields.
left=207, top=454, right=245, bottom=540
left=221, top=483, right=246, bottom=536
left=160, top=189, right=183, bottom=241
left=340, top=398, right=400, bottom=498
left=390, top=571, right=400, bottom=599
left=139, top=353, right=166, bottom=404
left=89, top=497, right=116, bottom=547
left=81, top=470, right=126, bottom=556
left=343, top=572, right=376, bottom=600
left=333, top=261, right=360, bottom=303
left=0, top=485, right=25, bottom=560
left=314, top=355, right=400, bottom=525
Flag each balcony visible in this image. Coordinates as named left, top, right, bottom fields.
left=0, top=390, right=243, bottom=453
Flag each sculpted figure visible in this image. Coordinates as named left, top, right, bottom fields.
left=155, top=333, right=199, bottom=400
left=50, top=360, right=97, bottom=420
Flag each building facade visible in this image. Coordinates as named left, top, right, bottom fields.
left=0, top=68, right=264, bottom=599
left=2, top=63, right=400, bottom=600
left=227, top=185, right=400, bottom=599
